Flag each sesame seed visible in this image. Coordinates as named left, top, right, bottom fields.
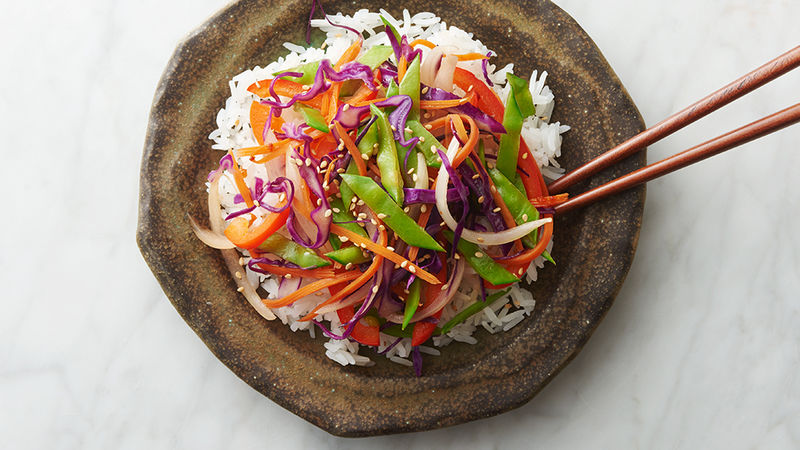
left=237, top=286, right=245, bottom=292
left=253, top=200, right=260, bottom=206
left=472, top=173, right=480, bottom=180
left=358, top=212, right=367, bottom=219
left=235, top=271, right=243, bottom=279
left=409, top=265, right=416, bottom=273
left=379, top=224, right=386, bottom=231
left=405, top=127, right=412, bottom=133
left=372, top=286, right=379, bottom=294
left=339, top=236, right=349, bottom=242
left=400, top=261, right=408, bottom=268
left=440, top=221, right=446, bottom=227
left=239, top=257, right=245, bottom=265
left=522, top=213, right=528, bottom=221
left=477, top=237, right=485, bottom=243
left=357, top=199, right=365, bottom=206
left=394, top=263, right=400, bottom=269
left=522, top=152, right=528, bottom=159
left=386, top=246, right=395, bottom=252
left=337, top=168, right=345, bottom=173
left=423, top=112, right=431, bottom=119
left=342, top=104, right=350, bottom=111
left=345, top=263, right=353, bottom=270
left=377, top=213, right=387, bottom=219
left=305, top=157, right=312, bottom=166
left=492, top=207, right=501, bottom=213
left=454, top=253, right=461, bottom=259
left=324, top=209, right=332, bottom=217
left=407, top=168, right=415, bottom=174
left=332, top=207, right=341, bottom=213
left=477, top=196, right=485, bottom=204
left=403, top=206, right=410, bottom=213
left=285, top=273, right=293, bottom=279
left=316, top=198, right=322, bottom=206
left=360, top=242, right=367, bottom=248
left=518, top=268, right=524, bottom=275
left=441, top=283, right=449, bottom=291
left=421, top=86, right=429, bottom=94
left=412, top=174, right=418, bottom=182
left=419, top=136, right=426, bottom=143
left=390, top=125, right=397, bottom=131
left=373, top=142, right=379, bottom=149
left=474, top=251, right=483, bottom=258
left=490, top=185, right=497, bottom=193
left=320, top=160, right=328, bottom=168
left=467, top=85, right=474, bottom=92
left=436, top=156, right=442, bottom=163
left=362, top=153, right=369, bottom=160
left=425, top=124, right=433, bottom=130
left=420, top=205, right=427, bottom=213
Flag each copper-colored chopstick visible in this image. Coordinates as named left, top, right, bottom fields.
left=547, top=45, right=800, bottom=195
left=553, top=102, right=800, bottom=214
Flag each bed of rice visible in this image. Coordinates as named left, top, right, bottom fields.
left=208, top=9, right=568, bottom=367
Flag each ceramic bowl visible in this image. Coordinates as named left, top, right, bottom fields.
left=137, top=0, right=645, bottom=436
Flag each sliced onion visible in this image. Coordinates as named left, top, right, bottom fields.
left=421, top=46, right=443, bottom=87
left=435, top=139, right=552, bottom=245
left=207, top=173, right=275, bottom=320
left=188, top=214, right=235, bottom=249
left=433, top=54, right=458, bottom=91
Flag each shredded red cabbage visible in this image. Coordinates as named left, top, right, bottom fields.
left=437, top=149, right=470, bottom=255
left=333, top=95, right=419, bottom=147
left=403, top=187, right=462, bottom=204
left=207, top=153, right=234, bottom=181
left=421, top=86, right=506, bottom=134
left=481, top=51, right=494, bottom=87
left=353, top=115, right=377, bottom=146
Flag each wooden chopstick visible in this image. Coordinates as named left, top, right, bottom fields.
left=553, top=102, right=800, bottom=214
left=547, top=45, right=800, bottom=196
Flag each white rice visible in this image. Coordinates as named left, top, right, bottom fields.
left=208, top=9, right=567, bottom=369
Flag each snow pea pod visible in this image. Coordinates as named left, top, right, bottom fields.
left=401, top=278, right=422, bottom=330
left=340, top=174, right=444, bottom=251
left=487, top=167, right=540, bottom=247
left=257, top=234, right=331, bottom=268
left=442, top=230, right=519, bottom=285
left=496, top=73, right=531, bottom=180
left=357, top=44, right=394, bottom=70
left=406, top=119, right=444, bottom=168
left=370, top=104, right=404, bottom=204
left=399, top=55, right=421, bottom=120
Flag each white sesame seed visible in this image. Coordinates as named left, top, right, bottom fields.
left=320, top=160, right=328, bottom=168
left=324, top=209, right=332, bottom=217
left=405, top=127, right=412, bottom=133
left=454, top=253, right=461, bottom=259
left=425, top=124, right=433, bottom=130
left=474, top=251, right=483, bottom=258
left=235, top=271, right=243, bottom=279
left=522, top=152, right=528, bottom=160
left=522, top=213, right=528, bottom=221
left=379, top=224, right=386, bottom=231
left=403, top=206, right=410, bottom=213
left=285, top=273, right=293, bottom=279
left=419, top=136, right=426, bottom=143
left=337, top=168, right=345, bottom=173
left=472, top=173, right=480, bottom=180
left=372, top=286, right=379, bottom=294
left=412, top=174, right=418, bottom=182
left=345, top=263, right=353, bottom=270
left=420, top=205, right=427, bottom=213
left=400, top=261, right=408, bottom=268
left=386, top=246, right=395, bottom=252
left=492, top=207, right=501, bottom=213
left=342, top=104, right=350, bottom=111
left=407, top=168, right=415, bottom=175
left=237, top=286, right=245, bottom=292
left=409, top=265, right=416, bottom=273
left=305, top=157, right=312, bottom=166
left=478, top=196, right=485, bottom=204
left=477, top=237, right=485, bottom=243
left=339, top=236, right=349, bottom=242
left=361, top=153, right=369, bottom=160
left=421, top=86, right=429, bottom=94
left=377, top=213, right=387, bottom=219
left=390, top=125, right=396, bottom=131
left=332, top=207, right=341, bottom=213
left=441, top=283, right=449, bottom=291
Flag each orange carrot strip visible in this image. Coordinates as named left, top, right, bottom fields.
left=247, top=79, right=325, bottom=109
left=252, top=150, right=287, bottom=164
left=398, top=56, right=407, bottom=82
left=335, top=40, right=363, bottom=70
left=331, top=224, right=441, bottom=284
left=301, top=225, right=387, bottom=320
left=452, top=52, right=489, bottom=61
left=333, top=121, right=367, bottom=176
left=261, top=272, right=361, bottom=308
left=409, top=39, right=435, bottom=49
left=352, top=97, right=388, bottom=107
left=228, top=152, right=254, bottom=207
left=419, top=91, right=474, bottom=109
left=250, top=262, right=337, bottom=279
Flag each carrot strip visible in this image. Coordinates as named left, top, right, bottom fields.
left=409, top=39, right=435, bottom=49
left=228, top=151, right=254, bottom=207
left=333, top=121, right=367, bottom=176
left=347, top=82, right=379, bottom=105
left=300, top=225, right=388, bottom=320
left=419, top=91, right=474, bottom=110
left=331, top=224, right=441, bottom=284
left=453, top=52, right=489, bottom=61
left=250, top=263, right=338, bottom=279
left=352, top=97, right=388, bottom=107
left=335, top=40, right=363, bottom=70
left=398, top=56, right=407, bottom=82
left=261, top=272, right=361, bottom=308
left=247, top=79, right=325, bottom=109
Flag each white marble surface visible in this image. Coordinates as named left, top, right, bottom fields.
left=1, top=0, right=798, bottom=448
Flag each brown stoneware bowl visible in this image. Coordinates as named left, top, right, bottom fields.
left=137, top=0, right=645, bottom=436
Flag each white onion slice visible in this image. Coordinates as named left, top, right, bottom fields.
left=420, top=46, right=443, bottom=86
left=208, top=173, right=276, bottom=320
left=435, top=139, right=552, bottom=245
left=433, top=54, right=458, bottom=91
left=188, top=214, right=235, bottom=249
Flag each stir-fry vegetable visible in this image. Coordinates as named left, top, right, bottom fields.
left=195, top=13, right=565, bottom=377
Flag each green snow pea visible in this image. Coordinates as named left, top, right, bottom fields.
left=496, top=73, right=530, bottom=180
left=385, top=79, right=399, bottom=98
left=442, top=230, right=519, bottom=285
left=488, top=167, right=540, bottom=247
left=357, top=44, right=394, bottom=70
left=300, top=106, right=329, bottom=133
left=401, top=278, right=422, bottom=330
left=272, top=60, right=319, bottom=85
left=399, top=55, right=421, bottom=120
left=325, top=245, right=370, bottom=265
left=340, top=174, right=444, bottom=251
left=339, top=162, right=358, bottom=209
left=406, top=119, right=444, bottom=168
left=257, top=234, right=330, bottom=268
left=356, top=120, right=378, bottom=158
left=370, top=104, right=404, bottom=204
